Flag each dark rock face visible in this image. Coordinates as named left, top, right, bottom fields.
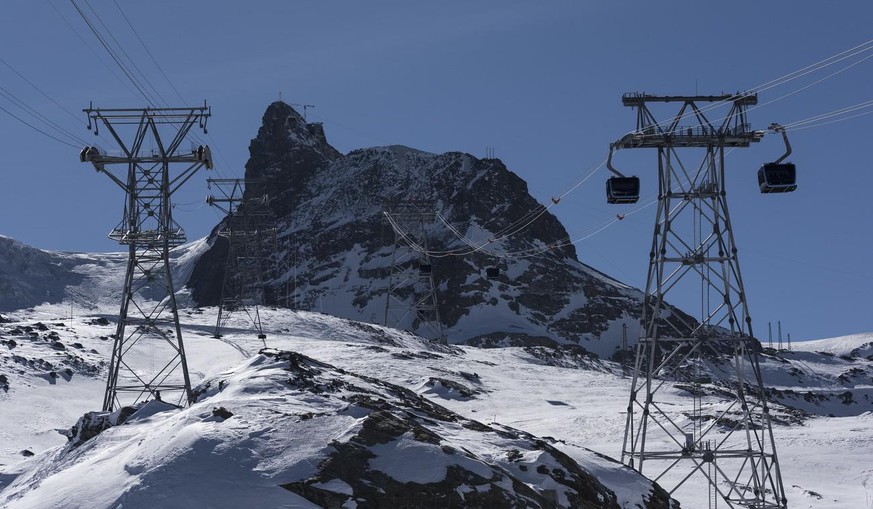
left=187, top=102, right=690, bottom=352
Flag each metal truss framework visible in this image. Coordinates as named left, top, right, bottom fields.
left=616, top=94, right=787, bottom=508
left=383, top=201, right=446, bottom=344
left=81, top=105, right=212, bottom=411
left=207, top=178, right=276, bottom=340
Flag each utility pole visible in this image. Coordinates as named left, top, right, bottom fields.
left=778, top=320, right=783, bottom=351
left=206, top=178, right=276, bottom=341
left=383, top=200, right=446, bottom=344
left=622, top=323, right=628, bottom=350
left=613, top=93, right=787, bottom=508
left=80, top=104, right=212, bottom=411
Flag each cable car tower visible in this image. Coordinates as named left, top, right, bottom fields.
left=80, top=105, right=212, bottom=411
left=206, top=178, right=277, bottom=340
left=610, top=93, right=789, bottom=508
left=383, top=201, right=446, bottom=344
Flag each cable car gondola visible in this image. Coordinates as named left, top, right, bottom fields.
left=758, top=163, right=796, bottom=193
left=605, top=144, right=640, bottom=204
left=486, top=267, right=500, bottom=280
left=606, top=176, right=640, bottom=204
left=419, top=263, right=432, bottom=275
left=758, top=124, right=797, bottom=194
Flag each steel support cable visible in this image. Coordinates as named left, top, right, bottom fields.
left=424, top=157, right=608, bottom=256
left=70, top=0, right=158, bottom=107
left=383, top=212, right=428, bottom=253
left=410, top=211, right=621, bottom=260
left=379, top=155, right=606, bottom=259
left=0, top=56, right=92, bottom=133
left=744, top=51, right=873, bottom=120
left=435, top=212, right=483, bottom=252
left=458, top=163, right=706, bottom=260
left=391, top=172, right=658, bottom=260
left=478, top=157, right=605, bottom=243
left=108, top=0, right=232, bottom=178
left=752, top=38, right=873, bottom=94
left=781, top=99, right=873, bottom=129
left=0, top=103, right=80, bottom=148
left=83, top=0, right=168, bottom=109
left=711, top=41, right=873, bottom=116
left=113, top=0, right=186, bottom=105
left=785, top=99, right=873, bottom=126
left=615, top=39, right=873, bottom=139
left=788, top=109, right=873, bottom=131
left=50, top=0, right=144, bottom=104
left=84, top=0, right=221, bottom=181
left=490, top=159, right=606, bottom=235
left=5, top=5, right=118, bottom=148
left=0, top=86, right=90, bottom=146
left=73, top=3, right=231, bottom=185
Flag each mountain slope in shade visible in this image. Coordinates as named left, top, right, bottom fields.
left=187, top=102, right=693, bottom=355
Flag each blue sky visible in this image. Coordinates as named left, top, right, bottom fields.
left=0, top=1, right=871, bottom=341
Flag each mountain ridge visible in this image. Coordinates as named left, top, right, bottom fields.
left=186, top=101, right=688, bottom=355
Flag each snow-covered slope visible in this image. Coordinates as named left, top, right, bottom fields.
left=1, top=307, right=676, bottom=509
left=3, top=296, right=873, bottom=508
left=793, top=332, right=873, bottom=358
left=0, top=235, right=872, bottom=507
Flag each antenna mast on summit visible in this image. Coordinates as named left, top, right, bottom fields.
left=290, top=103, right=315, bottom=121
left=80, top=104, right=212, bottom=411
left=611, top=93, right=788, bottom=508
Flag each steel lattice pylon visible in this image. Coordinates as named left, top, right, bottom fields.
left=614, top=94, right=787, bottom=508
left=207, top=178, right=276, bottom=340
left=383, top=201, right=446, bottom=344
left=80, top=105, right=212, bottom=411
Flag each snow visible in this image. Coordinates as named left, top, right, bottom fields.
left=794, top=332, right=873, bottom=357
left=368, top=435, right=451, bottom=483
left=2, top=247, right=873, bottom=508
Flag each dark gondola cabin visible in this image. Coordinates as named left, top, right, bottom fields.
left=757, top=163, right=796, bottom=193
left=606, top=176, right=640, bottom=204
left=418, top=264, right=432, bottom=275
left=486, top=267, right=500, bottom=280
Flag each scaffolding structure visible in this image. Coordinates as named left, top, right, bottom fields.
left=206, top=178, right=276, bottom=340
left=614, top=93, right=787, bottom=508
left=383, top=201, right=446, bottom=344
left=80, top=105, right=212, bottom=411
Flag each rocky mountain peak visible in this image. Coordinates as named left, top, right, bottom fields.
left=243, top=102, right=341, bottom=218
left=186, top=102, right=685, bottom=354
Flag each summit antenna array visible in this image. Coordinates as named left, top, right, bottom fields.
left=206, top=178, right=277, bottom=340
left=80, top=104, right=212, bottom=411
left=383, top=201, right=446, bottom=344
left=610, top=93, right=788, bottom=508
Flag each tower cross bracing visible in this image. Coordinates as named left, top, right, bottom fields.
left=383, top=200, right=446, bottom=344
left=614, top=93, right=787, bottom=508
left=207, top=178, right=276, bottom=340
left=80, top=105, right=212, bottom=411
